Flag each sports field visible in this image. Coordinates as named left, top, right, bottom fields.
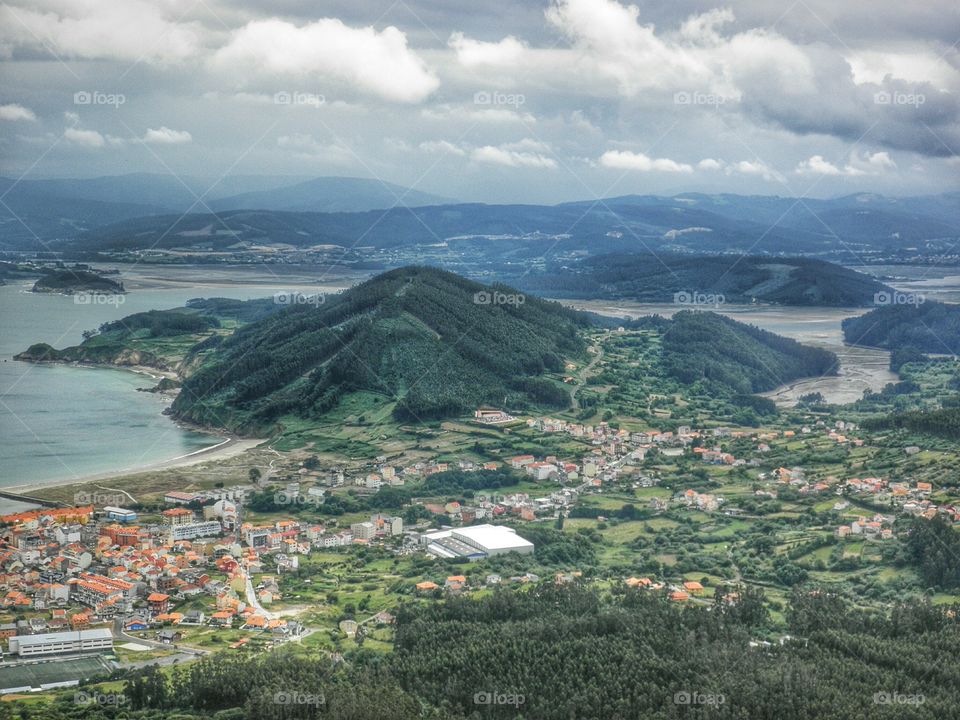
left=0, top=656, right=112, bottom=691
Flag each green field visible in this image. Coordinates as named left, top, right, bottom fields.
left=0, top=656, right=113, bottom=691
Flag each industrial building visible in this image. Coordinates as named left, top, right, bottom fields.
left=423, top=524, right=534, bottom=560
left=102, top=506, right=137, bottom=523
left=8, top=629, right=113, bottom=658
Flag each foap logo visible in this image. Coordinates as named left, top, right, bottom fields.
left=273, top=690, right=325, bottom=707
left=674, top=290, right=725, bottom=307
left=75, top=293, right=125, bottom=307
left=75, top=490, right=126, bottom=506
left=474, top=690, right=525, bottom=707
left=273, top=91, right=325, bottom=108
left=674, top=690, right=725, bottom=706
left=873, top=90, right=925, bottom=108
left=74, top=691, right=128, bottom=707
left=874, top=691, right=925, bottom=706
left=273, top=490, right=323, bottom=507
left=674, top=91, right=732, bottom=107
left=74, top=90, right=126, bottom=108
left=473, top=90, right=525, bottom=108
left=874, top=291, right=925, bottom=307
left=474, top=290, right=525, bottom=306
left=274, top=290, right=326, bottom=307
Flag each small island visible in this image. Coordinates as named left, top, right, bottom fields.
left=31, top=268, right=125, bottom=295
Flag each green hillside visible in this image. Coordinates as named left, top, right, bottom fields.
left=171, top=267, right=590, bottom=430
left=661, top=310, right=838, bottom=394
left=842, top=301, right=960, bottom=353
left=31, top=268, right=124, bottom=294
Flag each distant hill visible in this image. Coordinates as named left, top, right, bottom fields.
left=171, top=267, right=590, bottom=431
left=31, top=268, right=124, bottom=295
left=0, top=173, right=453, bottom=250
left=662, top=310, right=838, bottom=394
left=842, top=301, right=960, bottom=354
left=514, top=254, right=891, bottom=307
left=209, top=176, right=453, bottom=213
left=63, top=191, right=959, bottom=258
left=14, top=299, right=280, bottom=373
left=596, top=192, right=960, bottom=245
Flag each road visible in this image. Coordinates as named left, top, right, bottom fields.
left=244, top=572, right=276, bottom=620
left=569, top=335, right=606, bottom=411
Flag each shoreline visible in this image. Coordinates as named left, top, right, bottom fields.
left=5, top=356, right=265, bottom=497
left=5, top=435, right=266, bottom=497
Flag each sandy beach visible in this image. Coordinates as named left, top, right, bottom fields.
left=5, top=435, right=266, bottom=497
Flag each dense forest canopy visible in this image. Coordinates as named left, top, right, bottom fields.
left=172, top=267, right=590, bottom=430
left=23, top=584, right=959, bottom=720
left=661, top=310, right=838, bottom=395
left=842, top=301, right=960, bottom=354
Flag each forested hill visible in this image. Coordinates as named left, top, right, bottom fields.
left=31, top=268, right=124, bottom=295
left=171, top=267, right=590, bottom=430
left=515, top=254, right=890, bottom=307
left=661, top=311, right=839, bottom=395
left=842, top=301, right=960, bottom=354
left=863, top=407, right=960, bottom=440
left=101, top=584, right=960, bottom=720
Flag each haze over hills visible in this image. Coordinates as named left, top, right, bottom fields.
left=208, top=176, right=453, bottom=213
left=0, top=173, right=454, bottom=249
left=42, top=191, right=959, bottom=259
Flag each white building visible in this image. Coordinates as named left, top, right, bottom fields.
left=424, top=524, right=534, bottom=559
left=9, top=629, right=113, bottom=658
left=169, top=521, right=222, bottom=542
left=351, top=521, right=376, bottom=540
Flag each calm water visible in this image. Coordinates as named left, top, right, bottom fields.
left=0, top=283, right=222, bottom=487
left=0, top=268, right=360, bottom=489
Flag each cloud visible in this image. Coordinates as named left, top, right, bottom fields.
left=421, top=104, right=536, bottom=124
left=471, top=140, right=557, bottom=168
left=0, top=103, right=35, bottom=121
left=862, top=151, right=897, bottom=170
left=64, top=127, right=105, bottom=147
left=211, top=18, right=438, bottom=103
left=418, top=140, right=466, bottom=156
left=142, top=126, right=192, bottom=144
left=0, top=0, right=203, bottom=63
left=847, top=51, right=959, bottom=90
left=599, top=150, right=693, bottom=173
left=448, top=32, right=526, bottom=66
left=697, top=158, right=723, bottom=170
left=795, top=155, right=863, bottom=177
left=544, top=0, right=808, bottom=97
left=544, top=0, right=958, bottom=158
left=796, top=151, right=897, bottom=176
left=728, top=160, right=783, bottom=182
left=276, top=133, right=354, bottom=164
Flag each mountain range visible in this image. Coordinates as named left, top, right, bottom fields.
left=1, top=174, right=957, bottom=258
left=0, top=173, right=452, bottom=250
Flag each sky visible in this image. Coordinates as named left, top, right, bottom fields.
left=0, top=0, right=958, bottom=204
